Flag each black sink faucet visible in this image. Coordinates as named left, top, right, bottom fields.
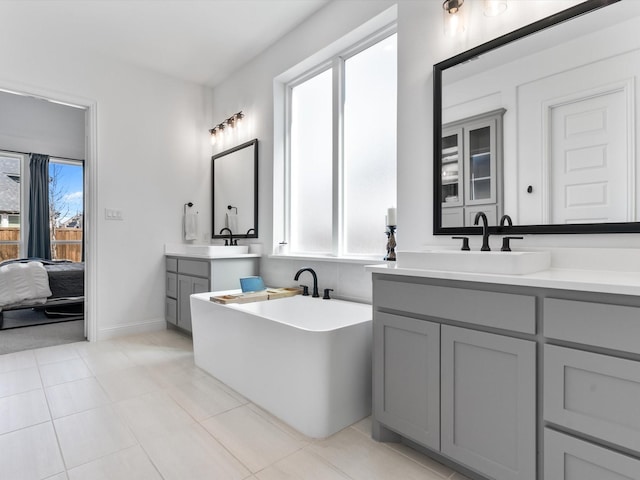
left=474, top=212, right=491, bottom=251
left=294, top=267, right=319, bottom=298
left=499, top=214, right=513, bottom=228
left=219, top=227, right=235, bottom=246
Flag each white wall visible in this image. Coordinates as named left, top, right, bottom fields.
left=211, top=0, right=640, bottom=304
left=0, top=91, right=85, bottom=159
left=0, top=30, right=213, bottom=339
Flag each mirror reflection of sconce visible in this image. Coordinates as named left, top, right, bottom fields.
left=209, top=111, right=245, bottom=146
left=484, top=0, right=508, bottom=17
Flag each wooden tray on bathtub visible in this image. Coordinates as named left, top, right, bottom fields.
left=210, top=287, right=302, bottom=304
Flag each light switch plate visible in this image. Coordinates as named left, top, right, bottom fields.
left=105, top=208, right=123, bottom=220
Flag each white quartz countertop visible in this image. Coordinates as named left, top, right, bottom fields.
left=165, top=252, right=260, bottom=260
left=365, top=263, right=640, bottom=297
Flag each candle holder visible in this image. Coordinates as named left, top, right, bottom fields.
left=384, top=225, right=397, bottom=261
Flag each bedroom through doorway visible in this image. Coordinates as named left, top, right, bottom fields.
left=0, top=89, right=89, bottom=352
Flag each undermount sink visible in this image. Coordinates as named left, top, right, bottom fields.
left=165, top=244, right=249, bottom=256
left=396, top=250, right=551, bottom=275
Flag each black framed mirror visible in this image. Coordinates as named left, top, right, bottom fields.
left=433, top=0, right=640, bottom=235
left=212, top=138, right=258, bottom=240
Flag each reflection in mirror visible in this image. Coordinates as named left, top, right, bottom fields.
left=433, top=0, right=640, bottom=235
left=212, top=139, right=258, bottom=239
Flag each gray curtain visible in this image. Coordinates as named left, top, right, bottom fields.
left=27, top=153, right=51, bottom=259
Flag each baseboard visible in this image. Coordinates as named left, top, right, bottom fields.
left=96, top=317, right=166, bottom=341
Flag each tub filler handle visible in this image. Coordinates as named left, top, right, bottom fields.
left=323, top=288, right=333, bottom=300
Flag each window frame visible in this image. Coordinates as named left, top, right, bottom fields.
left=49, top=157, right=84, bottom=262
left=0, top=151, right=27, bottom=259
left=283, top=24, right=397, bottom=258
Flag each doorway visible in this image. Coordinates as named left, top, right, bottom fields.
left=0, top=86, right=97, bottom=349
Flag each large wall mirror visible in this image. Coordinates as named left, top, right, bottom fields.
left=212, top=138, right=258, bottom=239
left=433, top=0, right=640, bottom=235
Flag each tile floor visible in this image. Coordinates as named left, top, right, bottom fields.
left=0, top=329, right=471, bottom=480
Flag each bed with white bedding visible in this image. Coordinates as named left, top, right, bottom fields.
left=0, top=259, right=84, bottom=327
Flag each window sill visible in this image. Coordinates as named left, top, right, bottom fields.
left=268, top=253, right=389, bottom=265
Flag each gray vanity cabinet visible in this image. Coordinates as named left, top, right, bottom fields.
left=165, top=255, right=259, bottom=332
left=441, top=325, right=536, bottom=480
left=372, top=275, right=536, bottom=480
left=373, top=312, right=440, bottom=450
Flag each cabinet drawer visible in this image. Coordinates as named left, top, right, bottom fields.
left=166, top=272, right=177, bottom=298
left=544, top=297, right=640, bottom=354
left=165, top=297, right=177, bottom=325
left=166, top=257, right=177, bottom=272
left=544, top=428, right=640, bottom=480
left=178, top=259, right=209, bottom=277
left=544, top=344, right=640, bottom=453
left=374, top=279, right=535, bottom=334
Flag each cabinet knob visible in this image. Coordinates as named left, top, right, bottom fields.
left=527, top=185, right=533, bottom=194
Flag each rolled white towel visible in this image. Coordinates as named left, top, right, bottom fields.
left=184, top=213, right=198, bottom=241
left=226, top=213, right=239, bottom=233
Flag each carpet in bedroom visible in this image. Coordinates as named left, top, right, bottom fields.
left=0, top=319, right=85, bottom=355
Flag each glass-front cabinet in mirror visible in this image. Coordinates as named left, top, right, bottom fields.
left=433, top=0, right=640, bottom=235
left=441, top=110, right=504, bottom=228
left=212, top=139, right=258, bottom=240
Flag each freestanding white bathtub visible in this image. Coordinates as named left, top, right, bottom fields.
left=190, top=291, right=372, bottom=438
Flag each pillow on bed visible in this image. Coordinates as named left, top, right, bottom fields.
left=0, top=261, right=52, bottom=307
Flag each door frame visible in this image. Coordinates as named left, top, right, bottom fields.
left=0, top=82, right=98, bottom=342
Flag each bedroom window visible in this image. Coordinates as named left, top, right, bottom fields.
left=49, top=159, right=83, bottom=262
left=284, top=30, right=397, bottom=257
left=0, top=153, right=24, bottom=261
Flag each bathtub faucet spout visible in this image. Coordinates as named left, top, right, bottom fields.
left=294, top=268, right=319, bottom=298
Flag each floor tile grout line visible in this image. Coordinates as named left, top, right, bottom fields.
left=302, top=445, right=360, bottom=480
left=347, top=423, right=453, bottom=479
left=134, top=439, right=170, bottom=480
left=195, top=411, right=257, bottom=476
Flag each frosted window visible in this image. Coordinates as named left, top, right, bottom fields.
left=344, top=34, right=397, bottom=254
left=290, top=69, right=333, bottom=253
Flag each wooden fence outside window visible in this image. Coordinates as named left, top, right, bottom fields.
left=0, top=227, right=83, bottom=262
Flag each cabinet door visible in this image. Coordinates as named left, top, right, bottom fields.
left=165, top=297, right=177, bottom=325
left=177, top=275, right=192, bottom=331
left=442, top=127, right=464, bottom=208
left=373, top=312, right=440, bottom=450
left=166, top=272, right=178, bottom=298
left=545, top=428, right=640, bottom=480
left=441, top=206, right=464, bottom=228
left=441, top=325, right=536, bottom=480
left=464, top=204, right=497, bottom=227
left=177, top=275, right=209, bottom=332
left=464, top=117, right=498, bottom=206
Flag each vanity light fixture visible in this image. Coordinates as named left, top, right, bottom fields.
left=209, top=111, right=245, bottom=145
left=443, top=0, right=466, bottom=37
left=484, top=0, right=507, bottom=17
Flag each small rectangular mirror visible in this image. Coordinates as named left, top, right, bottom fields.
left=212, top=139, right=258, bottom=239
